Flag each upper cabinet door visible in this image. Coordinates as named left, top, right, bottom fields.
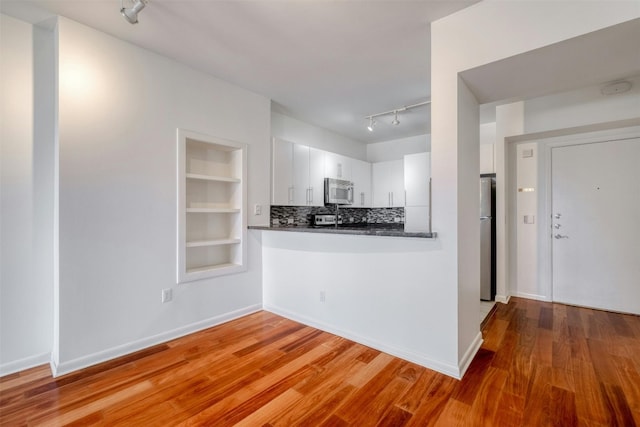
left=351, top=159, right=371, bottom=208
left=372, top=160, right=404, bottom=207
left=292, top=143, right=310, bottom=205
left=272, top=138, right=294, bottom=205
left=404, top=152, right=430, bottom=207
left=308, top=148, right=325, bottom=206
left=325, top=152, right=352, bottom=181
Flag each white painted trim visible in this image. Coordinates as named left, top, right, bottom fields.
left=264, top=304, right=462, bottom=379
left=495, top=294, right=511, bottom=304
left=513, top=292, right=551, bottom=302
left=458, top=332, right=483, bottom=379
left=51, top=304, right=261, bottom=377
left=0, top=352, right=51, bottom=377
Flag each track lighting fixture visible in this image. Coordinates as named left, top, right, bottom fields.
left=364, top=100, right=430, bottom=132
left=391, top=110, right=400, bottom=126
left=121, top=0, right=147, bottom=24
left=367, top=117, right=376, bottom=132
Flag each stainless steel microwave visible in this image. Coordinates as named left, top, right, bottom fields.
left=324, top=178, right=354, bottom=205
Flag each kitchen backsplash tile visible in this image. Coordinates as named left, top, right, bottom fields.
left=270, top=206, right=404, bottom=226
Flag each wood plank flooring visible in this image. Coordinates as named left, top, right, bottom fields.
left=1, top=297, right=639, bottom=426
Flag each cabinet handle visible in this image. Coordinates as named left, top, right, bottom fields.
left=337, top=163, right=342, bottom=178
left=361, top=192, right=364, bottom=206
left=288, top=187, right=293, bottom=203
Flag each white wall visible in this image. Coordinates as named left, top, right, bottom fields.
left=1, top=13, right=272, bottom=376
left=51, top=17, right=270, bottom=374
left=366, top=134, right=430, bottom=163
left=272, top=111, right=366, bottom=160
left=262, top=231, right=463, bottom=377
left=0, top=14, right=53, bottom=375
left=431, top=1, right=638, bottom=367
left=524, top=75, right=640, bottom=133
left=506, top=81, right=640, bottom=301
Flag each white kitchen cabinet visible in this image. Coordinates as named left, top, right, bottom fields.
left=308, top=147, right=325, bottom=206
left=272, top=138, right=325, bottom=206
left=272, top=138, right=294, bottom=205
left=404, top=152, right=430, bottom=206
left=480, top=144, right=495, bottom=174
left=292, top=143, right=310, bottom=205
left=351, top=159, right=372, bottom=208
left=372, top=160, right=405, bottom=207
left=177, top=129, right=247, bottom=283
left=404, top=152, right=431, bottom=232
left=324, top=152, right=352, bottom=181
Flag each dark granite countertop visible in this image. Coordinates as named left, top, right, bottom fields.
left=248, top=223, right=437, bottom=239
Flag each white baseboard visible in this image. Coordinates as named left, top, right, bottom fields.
left=458, top=332, right=483, bottom=379
left=495, top=294, right=511, bottom=304
left=0, top=352, right=51, bottom=377
left=513, top=292, right=551, bottom=302
left=51, top=304, right=262, bottom=377
left=263, top=304, right=462, bottom=379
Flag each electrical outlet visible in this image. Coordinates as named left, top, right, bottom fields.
left=254, top=204, right=262, bottom=215
left=320, top=291, right=326, bottom=303
left=161, top=288, right=173, bottom=303
left=287, top=218, right=294, bottom=224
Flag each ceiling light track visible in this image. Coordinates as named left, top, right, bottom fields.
left=365, top=100, right=431, bottom=131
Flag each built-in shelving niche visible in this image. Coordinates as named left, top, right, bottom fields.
left=177, top=129, right=247, bottom=283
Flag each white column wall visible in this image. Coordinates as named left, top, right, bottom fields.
left=495, top=102, right=525, bottom=303
left=0, top=14, right=53, bottom=375
left=54, top=17, right=271, bottom=374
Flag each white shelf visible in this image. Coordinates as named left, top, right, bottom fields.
left=186, top=208, right=240, bottom=213
left=186, top=173, right=241, bottom=183
left=186, top=238, right=241, bottom=248
left=186, top=263, right=241, bottom=275
left=178, top=129, right=247, bottom=284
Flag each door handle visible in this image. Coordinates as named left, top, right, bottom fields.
left=554, top=234, right=569, bottom=239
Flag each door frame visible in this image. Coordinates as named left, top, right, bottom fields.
left=539, top=126, right=640, bottom=303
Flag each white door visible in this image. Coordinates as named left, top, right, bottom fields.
left=551, top=138, right=640, bottom=314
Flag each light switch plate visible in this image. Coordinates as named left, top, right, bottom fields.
left=522, top=148, right=534, bottom=158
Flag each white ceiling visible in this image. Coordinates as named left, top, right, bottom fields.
left=0, top=0, right=478, bottom=144
left=461, top=18, right=640, bottom=105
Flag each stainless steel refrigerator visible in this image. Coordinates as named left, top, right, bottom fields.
left=480, top=175, right=496, bottom=301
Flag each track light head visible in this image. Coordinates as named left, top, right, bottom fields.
left=367, top=117, right=376, bottom=132
left=391, top=110, right=400, bottom=126
left=121, top=0, right=147, bottom=24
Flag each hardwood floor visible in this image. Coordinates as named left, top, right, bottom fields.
left=1, top=297, right=639, bottom=426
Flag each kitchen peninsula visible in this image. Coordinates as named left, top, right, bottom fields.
left=253, top=219, right=466, bottom=378
left=249, top=223, right=436, bottom=238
